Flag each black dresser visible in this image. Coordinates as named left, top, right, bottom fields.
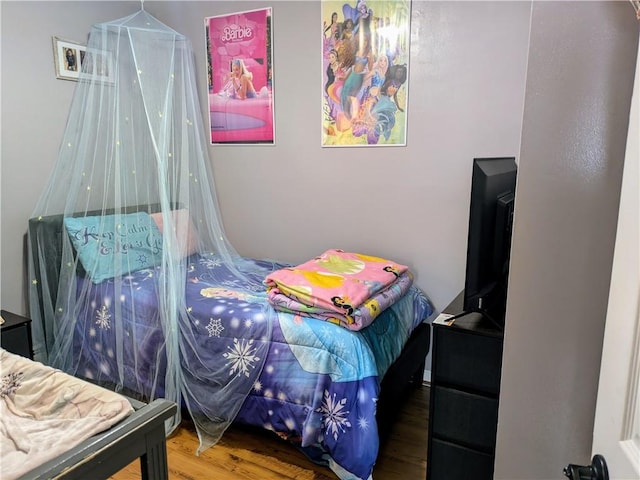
left=426, top=293, right=503, bottom=479
left=1, top=310, right=34, bottom=359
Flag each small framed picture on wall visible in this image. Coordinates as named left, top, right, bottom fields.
left=52, top=37, right=85, bottom=81
left=52, top=36, right=115, bottom=84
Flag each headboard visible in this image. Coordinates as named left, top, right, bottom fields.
left=27, top=204, right=167, bottom=337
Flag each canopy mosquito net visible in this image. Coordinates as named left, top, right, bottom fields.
left=27, top=9, right=275, bottom=449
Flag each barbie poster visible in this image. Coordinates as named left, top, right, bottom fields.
left=206, top=8, right=274, bottom=144
left=322, top=0, right=411, bottom=146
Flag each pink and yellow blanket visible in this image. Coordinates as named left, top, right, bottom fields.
left=264, top=249, right=413, bottom=330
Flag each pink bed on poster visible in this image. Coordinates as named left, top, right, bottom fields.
left=209, top=90, right=273, bottom=143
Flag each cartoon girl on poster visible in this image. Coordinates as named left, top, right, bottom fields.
left=321, top=0, right=411, bottom=147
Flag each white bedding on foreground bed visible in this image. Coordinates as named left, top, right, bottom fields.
left=0, top=348, right=133, bottom=480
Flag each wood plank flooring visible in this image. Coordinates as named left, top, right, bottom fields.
left=109, top=384, right=430, bottom=480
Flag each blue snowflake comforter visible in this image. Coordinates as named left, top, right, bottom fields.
left=70, top=253, right=433, bottom=480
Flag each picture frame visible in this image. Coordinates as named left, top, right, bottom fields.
left=321, top=0, right=412, bottom=147
left=81, top=48, right=115, bottom=84
left=205, top=8, right=275, bottom=145
left=52, top=36, right=115, bottom=84
left=52, top=37, right=85, bottom=81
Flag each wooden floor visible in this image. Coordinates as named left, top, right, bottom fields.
left=110, top=384, right=430, bottom=480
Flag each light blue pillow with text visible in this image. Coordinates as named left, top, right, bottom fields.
left=64, top=212, right=163, bottom=283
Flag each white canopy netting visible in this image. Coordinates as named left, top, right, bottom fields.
left=27, top=10, right=274, bottom=450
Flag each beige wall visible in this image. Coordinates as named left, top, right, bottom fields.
left=1, top=0, right=136, bottom=312
left=496, top=2, right=638, bottom=478
left=1, top=1, right=530, bottom=316
left=0, top=0, right=530, bottom=384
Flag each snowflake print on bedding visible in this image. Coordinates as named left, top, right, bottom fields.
left=1, top=371, right=23, bottom=398
left=95, top=305, right=111, bottom=329
left=199, top=255, right=222, bottom=269
left=223, top=338, right=261, bottom=378
left=357, top=415, right=371, bottom=431
left=206, top=318, right=224, bottom=337
left=317, top=389, right=352, bottom=441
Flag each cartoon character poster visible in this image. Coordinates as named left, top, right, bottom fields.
left=206, top=8, right=274, bottom=144
left=322, top=0, right=411, bottom=147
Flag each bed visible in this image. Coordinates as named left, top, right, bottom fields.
left=1, top=348, right=177, bottom=480
left=28, top=211, right=433, bottom=480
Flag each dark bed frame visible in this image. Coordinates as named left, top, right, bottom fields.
left=27, top=210, right=431, bottom=467
left=378, top=321, right=430, bottom=442
left=17, top=397, right=177, bottom=480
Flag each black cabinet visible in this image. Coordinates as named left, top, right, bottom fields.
left=1, top=310, right=34, bottom=359
left=427, top=294, right=503, bottom=480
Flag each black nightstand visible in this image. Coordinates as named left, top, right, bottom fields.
left=1, top=310, right=34, bottom=359
left=426, top=293, right=503, bottom=480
